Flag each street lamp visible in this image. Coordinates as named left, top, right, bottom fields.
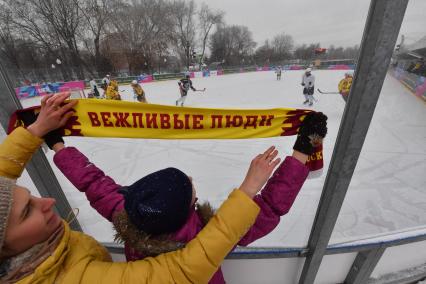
left=55, top=58, right=64, bottom=81
left=162, top=58, right=167, bottom=74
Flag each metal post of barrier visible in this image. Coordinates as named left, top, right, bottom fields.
left=0, top=61, right=82, bottom=231
left=298, top=0, right=409, bottom=283
left=345, top=247, right=386, bottom=284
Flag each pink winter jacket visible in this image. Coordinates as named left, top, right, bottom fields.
left=54, top=147, right=309, bottom=284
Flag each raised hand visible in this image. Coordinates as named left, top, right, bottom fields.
left=27, top=92, right=78, bottom=138
left=239, top=146, right=281, bottom=198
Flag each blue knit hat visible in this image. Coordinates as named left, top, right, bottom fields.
left=119, top=168, right=193, bottom=235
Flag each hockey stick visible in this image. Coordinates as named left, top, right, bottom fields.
left=317, top=88, right=339, bottom=94
left=194, top=88, right=206, bottom=92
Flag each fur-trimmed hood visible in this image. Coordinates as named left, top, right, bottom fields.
left=112, top=202, right=215, bottom=258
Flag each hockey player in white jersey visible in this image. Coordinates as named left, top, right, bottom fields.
left=89, top=78, right=100, bottom=98
left=301, top=68, right=315, bottom=106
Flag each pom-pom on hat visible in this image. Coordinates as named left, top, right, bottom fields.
left=119, top=168, right=193, bottom=235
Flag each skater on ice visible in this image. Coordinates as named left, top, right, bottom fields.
left=338, top=70, right=354, bottom=102
left=89, top=78, right=100, bottom=98
left=105, top=79, right=121, bottom=100
left=176, top=73, right=197, bottom=107
left=101, top=74, right=110, bottom=91
left=275, top=66, right=282, bottom=80
left=47, top=108, right=327, bottom=284
left=131, top=80, right=148, bottom=103
left=301, top=67, right=315, bottom=106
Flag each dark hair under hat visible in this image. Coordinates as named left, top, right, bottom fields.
left=119, top=167, right=193, bottom=235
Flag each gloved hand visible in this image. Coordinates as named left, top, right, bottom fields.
left=293, top=112, right=328, bottom=155
left=43, top=129, right=64, bottom=149
left=18, top=110, right=64, bottom=150
left=301, top=83, right=305, bottom=86
left=18, top=110, right=38, bottom=127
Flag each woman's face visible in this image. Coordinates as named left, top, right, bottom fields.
left=2, top=186, right=62, bottom=257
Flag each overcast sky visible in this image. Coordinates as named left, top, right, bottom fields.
left=190, top=0, right=426, bottom=48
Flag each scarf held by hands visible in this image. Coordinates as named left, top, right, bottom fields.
left=8, top=100, right=323, bottom=173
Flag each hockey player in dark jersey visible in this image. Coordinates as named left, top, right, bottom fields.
left=176, top=74, right=197, bottom=107
left=275, top=66, right=282, bottom=80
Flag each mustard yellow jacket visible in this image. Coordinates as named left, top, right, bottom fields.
left=132, top=84, right=147, bottom=103
left=338, top=77, right=353, bottom=95
left=132, top=84, right=145, bottom=96
left=0, top=127, right=260, bottom=284
left=106, top=80, right=120, bottom=100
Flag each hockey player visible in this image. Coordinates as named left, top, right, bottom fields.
left=105, top=79, right=121, bottom=100
left=301, top=68, right=315, bottom=106
left=101, top=74, right=110, bottom=91
left=176, top=73, right=196, bottom=107
left=89, top=78, right=100, bottom=98
left=276, top=66, right=282, bottom=80
left=338, top=70, right=354, bottom=102
left=131, top=80, right=147, bottom=103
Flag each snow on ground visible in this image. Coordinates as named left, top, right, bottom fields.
left=14, top=70, right=426, bottom=247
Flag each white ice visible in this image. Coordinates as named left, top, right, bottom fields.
left=13, top=70, right=426, bottom=247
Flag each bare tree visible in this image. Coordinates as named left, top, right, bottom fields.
left=4, top=0, right=85, bottom=79
left=254, top=40, right=273, bottom=65
left=271, top=33, right=294, bottom=61
left=4, top=1, right=62, bottom=79
left=37, top=0, right=84, bottom=78
left=325, top=44, right=359, bottom=60
left=108, top=0, right=172, bottom=75
left=210, top=25, right=256, bottom=66
left=77, top=0, right=112, bottom=76
left=197, top=3, right=223, bottom=68
left=0, top=6, right=21, bottom=71
left=170, top=0, right=196, bottom=69
left=294, top=43, right=320, bottom=61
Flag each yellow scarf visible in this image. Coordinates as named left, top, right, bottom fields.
left=9, top=100, right=323, bottom=171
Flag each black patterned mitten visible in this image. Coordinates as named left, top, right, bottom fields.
left=293, top=112, right=328, bottom=155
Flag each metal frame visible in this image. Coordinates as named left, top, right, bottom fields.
left=0, top=0, right=419, bottom=282
left=345, top=247, right=386, bottom=284
left=0, top=61, right=82, bottom=231
left=298, top=0, right=409, bottom=283
left=102, top=231, right=426, bottom=258
left=102, top=232, right=426, bottom=282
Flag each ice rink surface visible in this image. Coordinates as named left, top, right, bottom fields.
left=14, top=70, right=426, bottom=247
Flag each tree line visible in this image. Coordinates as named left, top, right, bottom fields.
left=0, top=0, right=359, bottom=82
